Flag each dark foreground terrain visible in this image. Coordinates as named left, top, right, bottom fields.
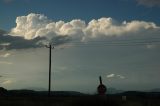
left=0, top=89, right=160, bottom=106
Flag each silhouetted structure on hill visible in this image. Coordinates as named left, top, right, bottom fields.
left=97, top=76, right=107, bottom=95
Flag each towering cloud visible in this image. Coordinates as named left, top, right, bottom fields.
left=10, top=13, right=86, bottom=41
left=0, top=13, right=158, bottom=50
left=10, top=13, right=159, bottom=42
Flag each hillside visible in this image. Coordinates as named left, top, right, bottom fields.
left=0, top=87, right=160, bottom=106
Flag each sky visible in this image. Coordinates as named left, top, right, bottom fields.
left=0, top=0, right=160, bottom=93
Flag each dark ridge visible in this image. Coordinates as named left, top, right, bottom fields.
left=0, top=87, right=160, bottom=106
left=4, top=89, right=86, bottom=97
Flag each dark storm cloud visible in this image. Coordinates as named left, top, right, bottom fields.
left=137, top=0, right=160, bottom=7
left=50, top=36, right=71, bottom=45
left=0, top=29, right=6, bottom=35
left=0, top=29, right=71, bottom=50
left=0, top=34, right=43, bottom=50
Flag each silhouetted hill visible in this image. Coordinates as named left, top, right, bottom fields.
left=122, top=91, right=146, bottom=96
left=107, top=88, right=124, bottom=94
left=6, top=89, right=86, bottom=97
left=119, top=91, right=160, bottom=99
left=0, top=87, right=8, bottom=96
left=0, top=87, right=160, bottom=106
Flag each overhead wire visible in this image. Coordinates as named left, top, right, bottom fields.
left=55, top=37, right=160, bottom=47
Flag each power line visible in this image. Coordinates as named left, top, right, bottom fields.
left=55, top=38, right=160, bottom=47
left=63, top=37, right=160, bottom=43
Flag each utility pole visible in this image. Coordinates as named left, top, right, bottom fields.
left=46, top=44, right=54, bottom=97
left=99, top=76, right=102, bottom=85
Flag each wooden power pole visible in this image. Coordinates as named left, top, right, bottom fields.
left=46, top=44, right=54, bottom=97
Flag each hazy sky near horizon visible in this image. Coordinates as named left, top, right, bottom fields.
left=0, top=0, right=160, bottom=93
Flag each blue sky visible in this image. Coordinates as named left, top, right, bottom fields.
left=0, top=0, right=160, bottom=30
left=0, top=0, right=160, bottom=93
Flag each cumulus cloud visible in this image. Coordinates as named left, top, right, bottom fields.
left=10, top=13, right=160, bottom=42
left=0, top=13, right=157, bottom=50
left=10, top=13, right=85, bottom=41
left=137, top=0, right=160, bottom=7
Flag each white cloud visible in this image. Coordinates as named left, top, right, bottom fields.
left=117, top=75, right=125, bottom=79
left=9, top=13, right=160, bottom=43
left=0, top=53, right=11, bottom=58
left=107, top=74, right=125, bottom=79
left=10, top=13, right=86, bottom=40
left=107, top=74, right=115, bottom=78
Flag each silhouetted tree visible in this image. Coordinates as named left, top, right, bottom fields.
left=0, top=87, right=7, bottom=96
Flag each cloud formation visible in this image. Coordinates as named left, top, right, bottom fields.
left=106, top=74, right=125, bottom=79
left=0, top=34, right=44, bottom=50
left=137, top=0, right=160, bottom=7
left=117, top=75, right=125, bottom=79
left=10, top=13, right=159, bottom=42
left=107, top=74, right=115, bottom=78
left=0, top=13, right=158, bottom=50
